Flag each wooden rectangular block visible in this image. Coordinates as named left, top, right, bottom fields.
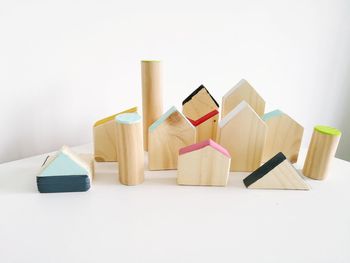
left=177, top=139, right=231, bottom=186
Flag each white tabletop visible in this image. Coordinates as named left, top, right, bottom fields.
left=0, top=144, right=349, bottom=263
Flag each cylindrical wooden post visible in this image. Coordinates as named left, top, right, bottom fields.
left=115, top=113, right=144, bottom=185
left=303, top=125, right=341, bottom=180
left=141, top=60, right=163, bottom=151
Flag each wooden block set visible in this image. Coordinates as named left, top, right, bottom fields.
left=36, top=60, right=342, bottom=193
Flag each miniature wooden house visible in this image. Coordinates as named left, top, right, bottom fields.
left=148, top=106, right=196, bottom=170
left=93, top=107, right=137, bottom=162
left=217, top=101, right=267, bottom=172
left=221, top=79, right=265, bottom=118
left=262, top=110, right=304, bottom=163
left=243, top=152, right=309, bottom=190
left=182, top=85, right=219, bottom=142
left=37, top=146, right=94, bottom=193
left=177, top=139, right=231, bottom=186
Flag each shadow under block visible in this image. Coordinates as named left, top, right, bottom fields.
left=141, top=60, right=163, bottom=151
left=148, top=106, right=196, bottom=170
left=93, top=107, right=137, bottom=162
left=177, top=139, right=231, bottom=186
left=262, top=110, right=304, bottom=164
left=243, top=152, right=309, bottom=190
left=37, top=146, right=93, bottom=193
left=303, top=125, right=341, bottom=180
left=221, top=79, right=265, bottom=118
left=217, top=101, right=267, bottom=172
left=115, top=113, right=144, bottom=185
left=187, top=109, right=219, bottom=142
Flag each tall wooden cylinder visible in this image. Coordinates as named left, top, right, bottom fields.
left=302, top=125, right=341, bottom=180
left=115, top=113, right=144, bottom=185
left=141, top=60, right=163, bottom=151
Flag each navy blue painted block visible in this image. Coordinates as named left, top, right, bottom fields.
left=37, top=175, right=90, bottom=193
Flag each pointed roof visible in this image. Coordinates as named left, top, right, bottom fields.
left=243, top=152, right=309, bottom=190
left=182, top=85, right=219, bottom=107
left=262, top=109, right=284, bottom=122
left=179, top=139, right=231, bottom=158
left=149, top=106, right=193, bottom=133
left=93, top=107, right=137, bottom=127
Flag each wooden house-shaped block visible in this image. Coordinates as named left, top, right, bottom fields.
left=148, top=106, right=196, bottom=170
left=182, top=85, right=219, bottom=142
left=177, top=139, right=231, bottom=186
left=93, top=107, right=137, bottom=162
left=37, top=146, right=94, bottom=193
left=262, top=110, right=304, bottom=163
left=217, top=101, right=267, bottom=172
left=243, top=152, right=309, bottom=190
left=221, top=79, right=265, bottom=118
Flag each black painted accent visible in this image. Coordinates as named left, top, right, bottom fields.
left=37, top=175, right=90, bottom=193
left=182, top=85, right=219, bottom=107
left=243, top=152, right=286, bottom=188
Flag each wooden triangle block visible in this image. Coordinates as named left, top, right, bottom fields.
left=262, top=110, right=304, bottom=163
left=93, top=107, right=137, bottom=162
left=177, top=139, right=231, bottom=186
left=222, top=79, right=265, bottom=118
left=148, top=106, right=196, bottom=170
left=182, top=85, right=219, bottom=142
left=217, top=101, right=267, bottom=172
left=243, top=152, right=309, bottom=190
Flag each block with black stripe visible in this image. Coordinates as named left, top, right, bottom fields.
left=243, top=152, right=309, bottom=190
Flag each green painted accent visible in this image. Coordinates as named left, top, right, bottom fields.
left=315, top=125, right=341, bottom=136
left=115, top=113, right=141, bottom=124
left=262, top=109, right=284, bottom=121
left=149, top=106, right=179, bottom=132
left=141, top=60, right=161, bottom=63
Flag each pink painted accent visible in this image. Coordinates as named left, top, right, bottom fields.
left=179, top=139, right=231, bottom=158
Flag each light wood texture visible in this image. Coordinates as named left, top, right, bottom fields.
left=188, top=110, right=219, bottom=142
left=303, top=128, right=341, bottom=180
left=182, top=85, right=219, bottom=120
left=248, top=159, right=309, bottom=190
left=221, top=79, right=265, bottom=118
left=79, top=154, right=95, bottom=180
left=262, top=110, right=304, bottom=163
left=177, top=142, right=230, bottom=186
left=141, top=60, right=163, bottom=151
left=116, top=113, right=144, bottom=185
left=93, top=107, right=137, bottom=162
left=148, top=107, right=196, bottom=170
left=217, top=101, right=267, bottom=172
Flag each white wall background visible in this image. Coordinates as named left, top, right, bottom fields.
left=0, top=0, right=349, bottom=163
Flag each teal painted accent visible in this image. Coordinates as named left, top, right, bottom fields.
left=262, top=109, right=284, bottom=121
left=149, top=106, right=177, bottom=132
left=115, top=112, right=141, bottom=124
left=40, top=152, right=87, bottom=177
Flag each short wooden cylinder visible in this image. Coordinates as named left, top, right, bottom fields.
left=141, top=60, right=163, bottom=151
left=302, top=126, right=341, bottom=180
left=115, top=113, right=144, bottom=185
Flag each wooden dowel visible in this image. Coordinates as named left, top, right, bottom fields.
left=115, top=113, right=144, bottom=185
left=302, top=125, right=341, bottom=180
left=141, top=60, right=163, bottom=151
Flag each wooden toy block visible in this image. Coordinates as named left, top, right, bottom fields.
left=221, top=79, right=265, bottom=118
left=243, top=152, right=309, bottom=190
left=217, top=101, right=267, bottom=172
left=141, top=60, right=163, bottom=151
left=93, top=107, right=137, bottom=162
left=262, top=110, right=304, bottom=164
left=37, top=146, right=93, bottom=193
left=115, top=113, right=144, bottom=185
left=182, top=85, right=219, bottom=142
left=148, top=106, right=196, bottom=170
left=177, top=139, right=231, bottom=186
left=303, top=125, right=341, bottom=180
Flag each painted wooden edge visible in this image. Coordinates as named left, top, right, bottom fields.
left=115, top=112, right=141, bottom=125
left=222, top=79, right=249, bottom=99
left=182, top=85, right=219, bottom=107
left=187, top=109, right=219, bottom=126
left=219, top=101, right=260, bottom=128
left=179, top=139, right=231, bottom=158
left=149, top=106, right=194, bottom=133
left=243, top=152, right=286, bottom=187
left=141, top=60, right=161, bottom=63
left=262, top=109, right=284, bottom=122
left=93, top=107, right=137, bottom=127
left=314, top=125, right=342, bottom=136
